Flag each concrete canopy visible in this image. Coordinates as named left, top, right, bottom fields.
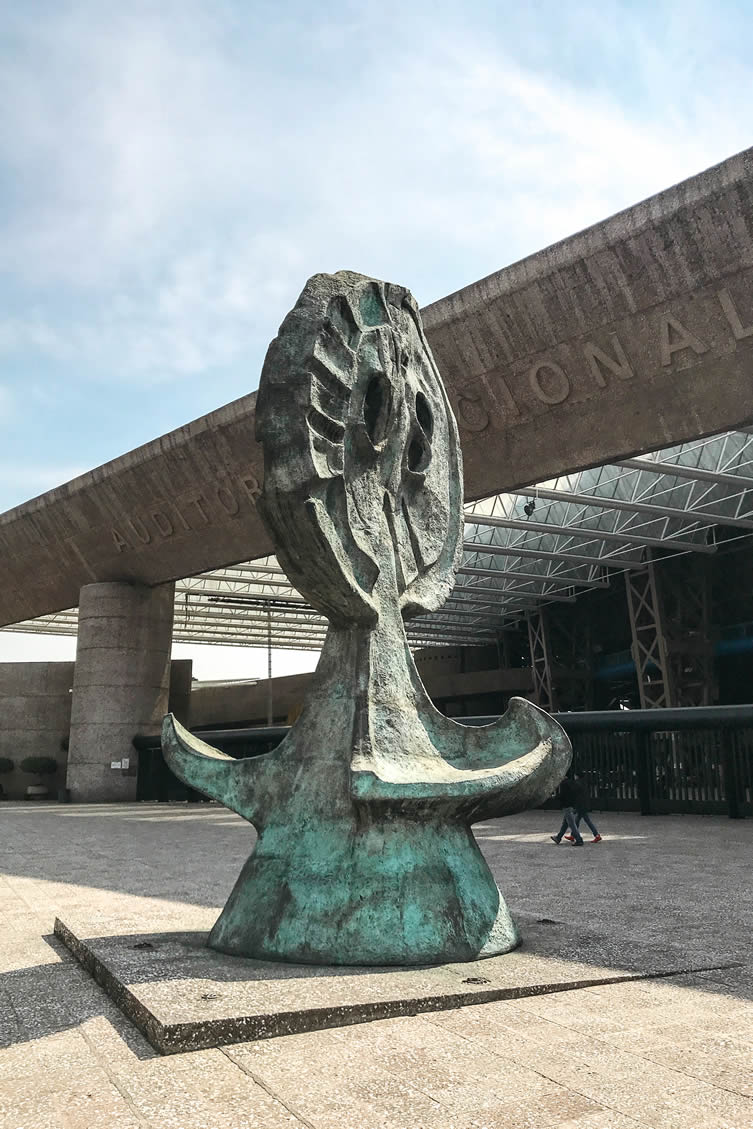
left=3, top=146, right=753, bottom=628
left=14, top=427, right=753, bottom=650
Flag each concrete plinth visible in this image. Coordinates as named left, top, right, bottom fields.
left=66, top=581, right=174, bottom=801
left=53, top=913, right=737, bottom=1055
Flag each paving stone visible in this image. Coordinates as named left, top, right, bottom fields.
left=0, top=1073, right=148, bottom=1129
left=226, top=1029, right=450, bottom=1127
left=1, top=805, right=752, bottom=1129
left=0, top=1091, right=67, bottom=1129
left=329, top=1014, right=559, bottom=1103
left=109, top=1048, right=303, bottom=1129
left=559, top=1112, right=648, bottom=1129
left=0, top=1030, right=96, bottom=1084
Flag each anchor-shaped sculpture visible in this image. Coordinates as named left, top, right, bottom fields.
left=162, top=271, right=571, bottom=966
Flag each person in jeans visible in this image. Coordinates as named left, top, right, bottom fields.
left=563, top=772, right=603, bottom=843
left=550, top=775, right=584, bottom=846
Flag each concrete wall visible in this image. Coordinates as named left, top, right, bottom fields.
left=190, top=654, right=534, bottom=730
left=0, top=662, right=73, bottom=800
left=414, top=644, right=505, bottom=678
left=4, top=146, right=753, bottom=627
left=190, top=674, right=311, bottom=729
left=0, top=656, right=193, bottom=801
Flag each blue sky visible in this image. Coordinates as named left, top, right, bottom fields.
left=1, top=0, right=752, bottom=677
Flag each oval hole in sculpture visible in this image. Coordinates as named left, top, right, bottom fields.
left=408, top=436, right=425, bottom=471
left=363, top=374, right=390, bottom=446
left=416, top=391, right=433, bottom=439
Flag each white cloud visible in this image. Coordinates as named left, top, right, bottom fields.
left=1, top=0, right=752, bottom=386
left=0, top=463, right=89, bottom=498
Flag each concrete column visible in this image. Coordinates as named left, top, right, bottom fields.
left=67, top=581, right=175, bottom=801
left=167, top=658, right=194, bottom=726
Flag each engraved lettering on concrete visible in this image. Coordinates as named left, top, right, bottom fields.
left=718, top=287, right=753, bottom=341
left=126, top=518, right=152, bottom=545
left=151, top=511, right=174, bottom=538
left=529, top=361, right=570, bottom=405
left=173, top=506, right=192, bottom=532
left=583, top=334, right=634, bottom=388
left=454, top=393, right=490, bottom=432
left=659, top=314, right=709, bottom=367
left=112, top=528, right=130, bottom=553
left=106, top=470, right=264, bottom=555
left=452, top=292, right=726, bottom=437
left=188, top=496, right=210, bottom=525
left=449, top=279, right=753, bottom=440
left=240, top=473, right=262, bottom=503
left=216, top=485, right=240, bottom=515
left=487, top=373, right=522, bottom=419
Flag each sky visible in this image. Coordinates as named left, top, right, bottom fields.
left=1, top=0, right=752, bottom=679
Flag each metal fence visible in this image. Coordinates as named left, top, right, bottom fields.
left=133, top=727, right=288, bottom=802
left=533, top=706, right=753, bottom=819
left=540, top=725, right=753, bottom=817
left=134, top=706, right=753, bottom=817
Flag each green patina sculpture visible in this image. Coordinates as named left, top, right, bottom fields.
left=162, top=271, right=571, bottom=966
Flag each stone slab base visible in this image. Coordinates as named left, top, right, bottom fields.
left=54, top=915, right=739, bottom=1056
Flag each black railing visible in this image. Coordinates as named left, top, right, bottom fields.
left=134, top=706, right=753, bottom=817
left=472, top=706, right=753, bottom=819
left=133, top=727, right=289, bottom=802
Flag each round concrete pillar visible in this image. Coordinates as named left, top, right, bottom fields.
left=66, top=581, right=175, bottom=802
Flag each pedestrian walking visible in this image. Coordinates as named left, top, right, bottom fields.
left=550, top=774, right=585, bottom=846
left=563, top=772, right=603, bottom=843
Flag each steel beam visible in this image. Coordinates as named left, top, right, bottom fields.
left=462, top=539, right=640, bottom=569
left=458, top=565, right=606, bottom=589
left=625, top=554, right=672, bottom=709
left=506, top=486, right=753, bottom=530
left=614, top=456, right=753, bottom=490
left=447, top=590, right=561, bottom=610
left=527, top=610, right=556, bottom=712
left=461, top=563, right=607, bottom=588
left=462, top=512, right=715, bottom=553
left=658, top=556, right=714, bottom=707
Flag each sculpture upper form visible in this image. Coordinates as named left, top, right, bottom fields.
left=162, top=271, right=571, bottom=965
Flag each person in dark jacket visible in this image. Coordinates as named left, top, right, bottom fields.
left=550, top=774, right=585, bottom=845
left=564, top=773, right=602, bottom=843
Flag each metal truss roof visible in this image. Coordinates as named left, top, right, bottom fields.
left=9, top=430, right=753, bottom=652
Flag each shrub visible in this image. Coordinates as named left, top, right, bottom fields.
left=20, top=756, right=58, bottom=777
left=0, top=757, right=13, bottom=775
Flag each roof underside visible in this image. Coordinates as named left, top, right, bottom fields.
left=8, top=430, right=753, bottom=651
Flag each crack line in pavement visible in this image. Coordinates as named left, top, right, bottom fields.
left=326, top=1024, right=446, bottom=1112
left=424, top=968, right=753, bottom=1121
left=2, top=987, right=29, bottom=1044
left=422, top=1010, right=660, bottom=1129
left=73, top=1024, right=152, bottom=1128
left=219, top=1045, right=319, bottom=1129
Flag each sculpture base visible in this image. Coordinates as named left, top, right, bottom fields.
left=208, top=818, right=519, bottom=966
left=54, top=914, right=737, bottom=1056
left=209, top=898, right=520, bottom=967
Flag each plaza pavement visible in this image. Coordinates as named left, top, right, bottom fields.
left=1, top=803, right=752, bottom=1128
